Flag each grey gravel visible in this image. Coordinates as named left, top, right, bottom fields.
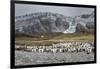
left=15, top=50, right=94, bottom=65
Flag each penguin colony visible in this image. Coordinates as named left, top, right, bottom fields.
left=15, top=41, right=94, bottom=54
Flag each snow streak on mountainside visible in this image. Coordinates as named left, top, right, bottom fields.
left=64, top=21, right=76, bottom=33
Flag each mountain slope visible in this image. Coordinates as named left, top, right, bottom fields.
left=15, top=12, right=94, bottom=34
left=15, top=12, right=69, bottom=34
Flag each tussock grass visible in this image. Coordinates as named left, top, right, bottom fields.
left=15, top=40, right=59, bottom=46
left=15, top=33, right=94, bottom=46
left=52, top=33, right=94, bottom=41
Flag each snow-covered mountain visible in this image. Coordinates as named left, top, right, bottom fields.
left=75, top=11, right=94, bottom=33
left=15, top=12, right=94, bottom=34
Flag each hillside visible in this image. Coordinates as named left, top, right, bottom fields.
left=15, top=12, right=94, bottom=34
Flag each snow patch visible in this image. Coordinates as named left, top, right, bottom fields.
left=63, top=22, right=76, bottom=33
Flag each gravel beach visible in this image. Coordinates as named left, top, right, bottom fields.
left=15, top=50, right=94, bottom=65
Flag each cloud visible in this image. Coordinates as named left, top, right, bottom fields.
left=15, top=4, right=94, bottom=17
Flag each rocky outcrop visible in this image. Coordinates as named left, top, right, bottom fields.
left=76, top=23, right=88, bottom=32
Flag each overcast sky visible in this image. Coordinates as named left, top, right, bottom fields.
left=15, top=3, right=94, bottom=17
